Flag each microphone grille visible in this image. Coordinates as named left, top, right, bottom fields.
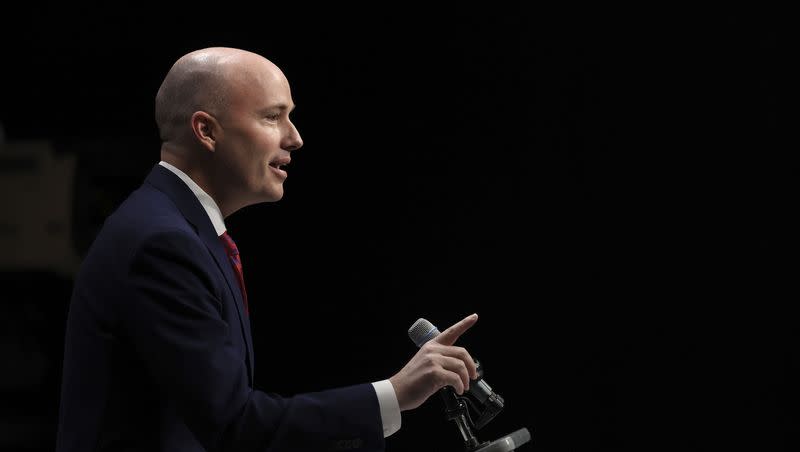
left=408, top=318, right=441, bottom=347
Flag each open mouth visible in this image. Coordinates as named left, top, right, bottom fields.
left=269, top=156, right=291, bottom=171
left=268, top=157, right=290, bottom=178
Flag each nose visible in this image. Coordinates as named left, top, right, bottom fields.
left=283, top=120, right=303, bottom=151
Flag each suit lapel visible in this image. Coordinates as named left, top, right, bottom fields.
left=144, top=164, right=254, bottom=384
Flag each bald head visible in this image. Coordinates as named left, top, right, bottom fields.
left=154, top=47, right=281, bottom=144
left=153, top=47, right=302, bottom=215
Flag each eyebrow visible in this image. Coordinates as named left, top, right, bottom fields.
left=258, top=104, right=295, bottom=115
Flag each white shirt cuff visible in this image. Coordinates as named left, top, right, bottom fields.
left=371, top=379, right=401, bottom=437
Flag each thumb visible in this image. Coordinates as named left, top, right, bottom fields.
left=433, top=313, right=478, bottom=346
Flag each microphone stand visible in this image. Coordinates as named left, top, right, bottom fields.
left=439, top=388, right=531, bottom=452
left=440, top=387, right=485, bottom=451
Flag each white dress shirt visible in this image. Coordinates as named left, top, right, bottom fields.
left=158, top=161, right=402, bottom=437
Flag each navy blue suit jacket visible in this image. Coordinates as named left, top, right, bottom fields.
left=56, top=164, right=384, bottom=451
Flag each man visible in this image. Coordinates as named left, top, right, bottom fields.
left=56, top=47, right=479, bottom=451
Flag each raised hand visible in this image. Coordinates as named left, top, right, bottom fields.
left=389, top=314, right=479, bottom=411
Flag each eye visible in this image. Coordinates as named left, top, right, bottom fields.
left=265, top=114, right=281, bottom=122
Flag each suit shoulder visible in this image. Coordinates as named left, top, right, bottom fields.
left=83, top=185, right=199, bottom=264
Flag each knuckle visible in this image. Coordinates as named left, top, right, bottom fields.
left=422, top=353, right=437, bottom=366
left=422, top=342, right=439, bottom=353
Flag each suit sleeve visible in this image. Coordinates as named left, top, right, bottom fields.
left=120, top=230, right=385, bottom=452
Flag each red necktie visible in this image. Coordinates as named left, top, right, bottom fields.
left=219, top=231, right=249, bottom=315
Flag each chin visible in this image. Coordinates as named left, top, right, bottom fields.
left=262, top=186, right=284, bottom=202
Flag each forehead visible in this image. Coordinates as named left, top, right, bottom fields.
left=228, top=60, right=294, bottom=110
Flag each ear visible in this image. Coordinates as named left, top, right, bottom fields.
left=190, top=111, right=220, bottom=152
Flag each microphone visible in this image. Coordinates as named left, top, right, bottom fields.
left=408, top=317, right=532, bottom=451
left=408, top=318, right=504, bottom=429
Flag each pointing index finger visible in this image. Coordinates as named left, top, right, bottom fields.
left=433, top=313, right=478, bottom=346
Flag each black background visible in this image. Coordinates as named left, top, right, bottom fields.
left=0, top=4, right=795, bottom=451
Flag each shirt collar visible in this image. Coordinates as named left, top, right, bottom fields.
left=158, top=161, right=226, bottom=236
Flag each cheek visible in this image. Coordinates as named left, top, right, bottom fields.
left=244, top=142, right=269, bottom=170
left=254, top=153, right=274, bottom=183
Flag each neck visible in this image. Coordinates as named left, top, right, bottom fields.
left=160, top=146, right=228, bottom=216
left=160, top=144, right=254, bottom=218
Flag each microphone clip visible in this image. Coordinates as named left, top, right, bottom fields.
left=438, top=360, right=506, bottom=452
